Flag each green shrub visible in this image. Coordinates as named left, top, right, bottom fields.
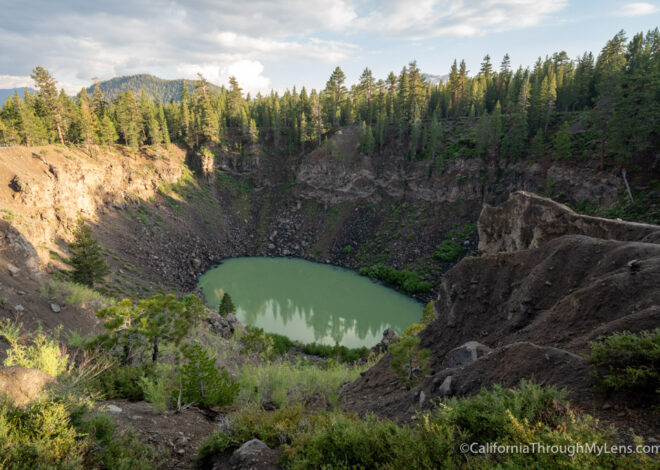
left=267, top=333, right=294, bottom=355
left=432, top=239, right=463, bottom=262
left=299, top=342, right=370, bottom=363
left=40, top=279, right=112, bottom=309
left=0, top=397, right=161, bottom=469
left=402, top=322, right=426, bottom=337
left=196, top=406, right=305, bottom=467
left=359, top=264, right=432, bottom=294
left=238, top=359, right=371, bottom=408
left=283, top=411, right=423, bottom=469
left=180, top=344, right=238, bottom=408
left=437, top=380, right=568, bottom=444
left=388, top=335, right=430, bottom=385
left=0, top=318, right=22, bottom=345
left=88, top=363, right=156, bottom=401
left=71, top=412, right=163, bottom=469
left=197, top=381, right=653, bottom=469
left=588, top=328, right=660, bottom=394
left=139, top=376, right=169, bottom=413
left=0, top=398, right=87, bottom=469
left=3, top=327, right=69, bottom=377
left=239, top=326, right=275, bottom=359
left=421, top=301, right=435, bottom=324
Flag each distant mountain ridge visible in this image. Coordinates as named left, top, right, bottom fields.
left=422, top=73, right=449, bottom=85
left=87, top=74, right=223, bottom=102
left=0, top=87, right=37, bottom=104
left=85, top=72, right=448, bottom=103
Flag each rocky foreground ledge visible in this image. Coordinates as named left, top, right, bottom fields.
left=342, top=191, right=659, bottom=438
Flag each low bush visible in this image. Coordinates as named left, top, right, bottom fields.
left=0, top=397, right=162, bottom=469
left=72, top=412, right=163, bottom=469
left=180, top=344, right=238, bottom=408
left=239, top=326, right=275, bottom=359
left=198, top=380, right=653, bottom=469
left=432, top=222, right=475, bottom=263
left=299, top=342, right=370, bottom=363
left=238, top=359, right=371, bottom=408
left=88, top=362, right=156, bottom=401
left=196, top=406, right=305, bottom=467
left=2, top=324, right=69, bottom=377
left=588, top=328, right=660, bottom=394
left=421, top=301, right=435, bottom=323
left=267, top=332, right=295, bottom=355
left=359, top=264, right=432, bottom=294
left=40, top=279, right=113, bottom=309
left=282, top=411, right=424, bottom=469
left=437, top=380, right=568, bottom=444
left=139, top=375, right=170, bottom=413
left=432, top=239, right=463, bottom=262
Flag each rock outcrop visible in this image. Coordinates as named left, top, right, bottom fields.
left=478, top=191, right=660, bottom=253
left=0, top=366, right=54, bottom=406
left=0, top=219, right=41, bottom=275
left=342, top=191, right=660, bottom=431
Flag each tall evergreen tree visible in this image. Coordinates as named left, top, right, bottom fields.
left=31, top=66, right=66, bottom=145
left=68, top=220, right=109, bottom=287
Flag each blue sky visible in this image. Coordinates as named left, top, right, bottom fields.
left=0, top=1, right=658, bottom=95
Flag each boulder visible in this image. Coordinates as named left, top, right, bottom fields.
left=437, top=375, right=453, bottom=396
left=7, top=263, right=19, bottom=276
left=443, top=341, right=491, bottom=368
left=226, top=313, right=245, bottom=334
left=105, top=404, right=123, bottom=413
left=49, top=303, right=61, bottom=313
left=224, top=439, right=281, bottom=470
left=371, top=328, right=400, bottom=354
left=0, top=220, right=41, bottom=273
left=0, top=366, right=54, bottom=406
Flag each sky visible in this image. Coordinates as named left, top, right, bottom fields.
left=0, top=0, right=658, bottom=96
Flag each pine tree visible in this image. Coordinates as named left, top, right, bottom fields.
left=552, top=121, right=571, bottom=160
left=218, top=293, right=235, bottom=317
left=31, top=66, right=65, bottom=145
left=98, top=114, right=118, bottom=145
left=68, top=220, right=109, bottom=287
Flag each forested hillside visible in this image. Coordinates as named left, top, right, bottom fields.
left=0, top=29, right=658, bottom=177
left=85, top=74, right=222, bottom=102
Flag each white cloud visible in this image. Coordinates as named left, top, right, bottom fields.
left=0, top=0, right=363, bottom=92
left=612, top=2, right=658, bottom=16
left=177, top=60, right=272, bottom=96
left=356, top=0, right=568, bottom=39
left=0, top=0, right=572, bottom=93
left=0, top=74, right=85, bottom=95
left=0, top=75, right=32, bottom=89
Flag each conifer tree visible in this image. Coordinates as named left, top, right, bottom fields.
left=218, top=293, right=235, bottom=317
left=31, top=66, right=66, bottom=145
left=553, top=121, right=571, bottom=160
left=68, top=220, right=109, bottom=287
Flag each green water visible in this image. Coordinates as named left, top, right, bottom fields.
left=198, top=257, right=422, bottom=348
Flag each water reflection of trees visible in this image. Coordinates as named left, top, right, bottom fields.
left=201, top=259, right=421, bottom=345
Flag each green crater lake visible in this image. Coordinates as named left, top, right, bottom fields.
left=198, top=257, right=422, bottom=348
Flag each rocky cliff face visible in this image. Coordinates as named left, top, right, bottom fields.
left=478, top=191, right=660, bottom=253
left=342, top=191, right=659, bottom=436
left=0, top=145, right=185, bottom=265
left=0, top=131, right=641, bottom=329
